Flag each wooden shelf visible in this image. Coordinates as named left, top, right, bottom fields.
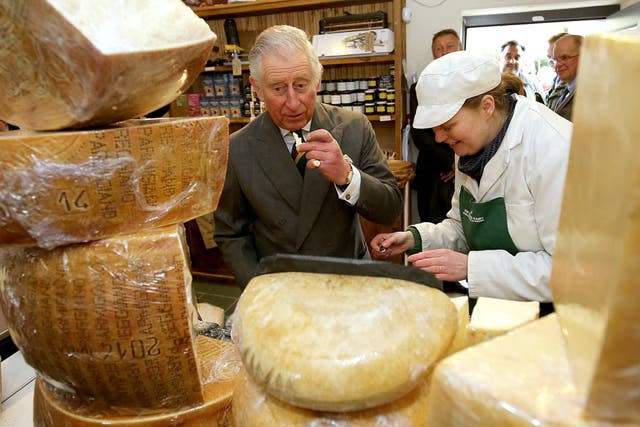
left=192, top=0, right=377, bottom=19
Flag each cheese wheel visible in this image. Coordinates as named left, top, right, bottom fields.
left=550, top=33, right=640, bottom=424
left=33, top=336, right=241, bottom=426
left=0, top=116, right=228, bottom=249
left=426, top=314, right=618, bottom=427
left=233, top=272, right=457, bottom=412
left=232, top=368, right=432, bottom=427
left=465, top=297, right=539, bottom=347
left=0, top=0, right=216, bottom=130
left=0, top=224, right=209, bottom=411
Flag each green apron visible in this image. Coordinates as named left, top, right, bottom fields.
left=459, top=186, right=518, bottom=256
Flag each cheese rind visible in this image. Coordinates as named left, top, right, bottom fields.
left=32, top=336, right=240, bottom=426
left=0, top=224, right=206, bottom=411
left=0, top=0, right=216, bottom=130
left=233, top=273, right=457, bottom=412
left=0, top=116, right=228, bottom=249
left=232, top=368, right=432, bottom=427
left=550, top=33, right=640, bottom=423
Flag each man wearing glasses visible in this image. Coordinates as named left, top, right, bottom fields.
left=550, top=34, right=583, bottom=121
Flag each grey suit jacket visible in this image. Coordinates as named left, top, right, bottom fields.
left=553, top=87, right=575, bottom=122
left=214, top=103, right=402, bottom=287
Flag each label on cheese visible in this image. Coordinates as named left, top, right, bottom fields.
left=0, top=224, right=205, bottom=411
left=550, top=33, right=640, bottom=423
left=0, top=116, right=228, bottom=249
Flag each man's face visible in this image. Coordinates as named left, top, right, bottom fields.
left=500, top=44, right=524, bottom=74
left=250, top=50, right=320, bottom=131
left=552, top=38, right=580, bottom=83
left=432, top=34, right=461, bottom=59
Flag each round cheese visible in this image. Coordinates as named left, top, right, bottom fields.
left=0, top=116, right=228, bottom=249
left=32, top=336, right=241, bottom=426
left=0, top=0, right=216, bottom=131
left=232, top=368, right=432, bottom=426
left=232, top=272, right=457, bottom=412
left=0, top=224, right=219, bottom=411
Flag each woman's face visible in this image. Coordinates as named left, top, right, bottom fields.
left=432, top=96, right=496, bottom=157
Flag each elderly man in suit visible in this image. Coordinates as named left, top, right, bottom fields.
left=214, top=25, right=402, bottom=288
left=550, top=34, right=583, bottom=121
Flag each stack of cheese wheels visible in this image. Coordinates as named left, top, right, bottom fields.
left=0, top=1, right=235, bottom=423
left=0, top=225, right=240, bottom=418
left=0, top=0, right=216, bottom=131
left=231, top=272, right=458, bottom=425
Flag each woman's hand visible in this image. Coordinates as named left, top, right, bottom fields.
left=370, top=231, right=414, bottom=260
left=407, top=249, right=468, bottom=281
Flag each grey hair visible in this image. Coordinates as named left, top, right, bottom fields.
left=249, top=25, right=323, bottom=85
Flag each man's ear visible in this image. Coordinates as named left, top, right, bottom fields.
left=249, top=76, right=262, bottom=99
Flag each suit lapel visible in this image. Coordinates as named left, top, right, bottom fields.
left=252, top=119, right=304, bottom=210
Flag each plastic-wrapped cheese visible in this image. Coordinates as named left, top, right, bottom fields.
left=232, top=368, right=432, bottom=427
left=33, top=336, right=241, bottom=426
left=550, top=33, right=640, bottom=423
left=232, top=272, right=457, bottom=412
left=0, top=0, right=216, bottom=130
left=426, top=314, right=626, bottom=427
left=0, top=224, right=216, bottom=411
left=465, top=297, right=539, bottom=347
left=0, top=116, right=228, bottom=249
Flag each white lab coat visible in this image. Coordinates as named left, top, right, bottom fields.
left=413, top=95, right=572, bottom=301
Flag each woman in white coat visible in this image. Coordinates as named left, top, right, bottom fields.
left=371, top=51, right=572, bottom=304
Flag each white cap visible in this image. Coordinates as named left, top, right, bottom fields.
left=413, top=51, right=501, bottom=129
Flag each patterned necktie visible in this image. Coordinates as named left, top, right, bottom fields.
left=291, top=130, right=306, bottom=176
left=547, top=81, right=567, bottom=111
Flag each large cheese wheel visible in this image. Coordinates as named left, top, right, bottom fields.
left=33, top=336, right=241, bottom=426
left=0, top=0, right=216, bottom=130
left=232, top=368, right=432, bottom=427
left=232, top=272, right=457, bottom=412
left=550, top=33, right=640, bottom=424
left=465, top=297, right=539, bottom=347
left=426, top=314, right=621, bottom=427
left=0, top=116, right=228, bottom=249
left=0, top=224, right=210, bottom=411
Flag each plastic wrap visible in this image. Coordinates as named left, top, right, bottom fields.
left=0, top=223, right=241, bottom=415
left=0, top=0, right=216, bottom=131
left=0, top=116, right=229, bottom=249
left=425, top=314, right=637, bottom=427
left=232, top=368, right=432, bottom=426
left=32, top=336, right=240, bottom=426
left=548, top=33, right=640, bottom=424
left=231, top=272, right=457, bottom=413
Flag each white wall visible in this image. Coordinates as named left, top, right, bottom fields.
left=403, top=0, right=626, bottom=83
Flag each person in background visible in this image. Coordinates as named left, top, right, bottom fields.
left=214, top=25, right=402, bottom=288
left=550, top=34, right=583, bottom=121
left=544, top=31, right=569, bottom=110
left=409, top=28, right=461, bottom=224
left=372, top=51, right=572, bottom=307
left=499, top=40, right=545, bottom=103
